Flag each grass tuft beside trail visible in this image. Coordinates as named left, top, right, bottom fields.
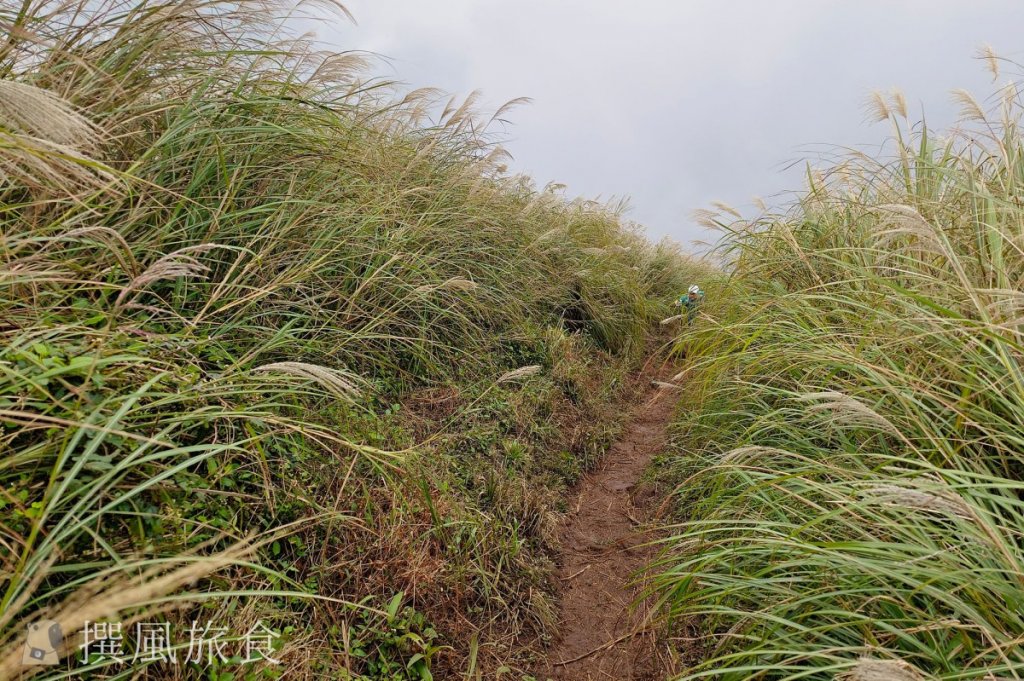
left=658, top=84, right=1024, bottom=679
left=0, top=2, right=701, bottom=677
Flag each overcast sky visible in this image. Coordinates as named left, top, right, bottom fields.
left=307, top=1, right=1024, bottom=251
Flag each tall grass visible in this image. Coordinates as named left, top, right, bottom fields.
left=0, top=1, right=694, bottom=677
left=657, top=82, right=1024, bottom=679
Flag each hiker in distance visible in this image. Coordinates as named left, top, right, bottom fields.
left=676, top=284, right=704, bottom=324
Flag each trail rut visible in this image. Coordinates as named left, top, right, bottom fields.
left=535, top=362, right=679, bottom=680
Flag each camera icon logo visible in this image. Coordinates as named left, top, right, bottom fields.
left=22, top=619, right=62, bottom=666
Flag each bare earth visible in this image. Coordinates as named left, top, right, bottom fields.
left=535, top=362, right=679, bottom=681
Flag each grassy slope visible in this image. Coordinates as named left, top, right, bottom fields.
left=0, top=2, right=700, bottom=678
left=659, top=86, right=1024, bottom=679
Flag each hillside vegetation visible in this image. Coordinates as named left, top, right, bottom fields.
left=660, top=83, right=1024, bottom=679
left=0, top=2, right=697, bottom=678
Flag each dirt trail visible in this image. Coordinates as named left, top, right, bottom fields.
left=535, top=362, right=679, bottom=681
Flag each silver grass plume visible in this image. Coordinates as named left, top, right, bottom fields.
left=796, top=391, right=901, bottom=436
left=0, top=81, right=102, bottom=149
left=533, top=226, right=564, bottom=244
left=0, top=543, right=253, bottom=679
left=0, top=83, right=114, bottom=193
left=718, top=446, right=796, bottom=465
left=860, top=484, right=972, bottom=519
left=115, top=244, right=217, bottom=308
left=982, top=287, right=1024, bottom=327
left=46, top=226, right=139, bottom=277
left=252, top=361, right=363, bottom=399
left=951, top=89, right=987, bottom=122
left=692, top=209, right=723, bottom=231
left=498, top=365, right=542, bottom=384
left=866, top=91, right=892, bottom=122
left=979, top=44, right=1001, bottom=81
left=710, top=200, right=743, bottom=219
left=889, top=87, right=908, bottom=119
left=651, top=381, right=682, bottom=391
left=866, top=87, right=909, bottom=122
left=837, top=658, right=928, bottom=681
left=413, top=277, right=479, bottom=294
left=871, top=203, right=946, bottom=255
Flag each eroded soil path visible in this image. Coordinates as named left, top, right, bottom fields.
left=535, top=362, right=680, bottom=680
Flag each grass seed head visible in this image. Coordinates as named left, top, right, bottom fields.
left=838, top=658, right=928, bottom=681
left=497, top=365, right=542, bottom=383
left=252, top=361, right=363, bottom=398
left=861, top=484, right=973, bottom=519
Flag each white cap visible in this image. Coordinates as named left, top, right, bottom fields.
left=688, top=285, right=700, bottom=294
